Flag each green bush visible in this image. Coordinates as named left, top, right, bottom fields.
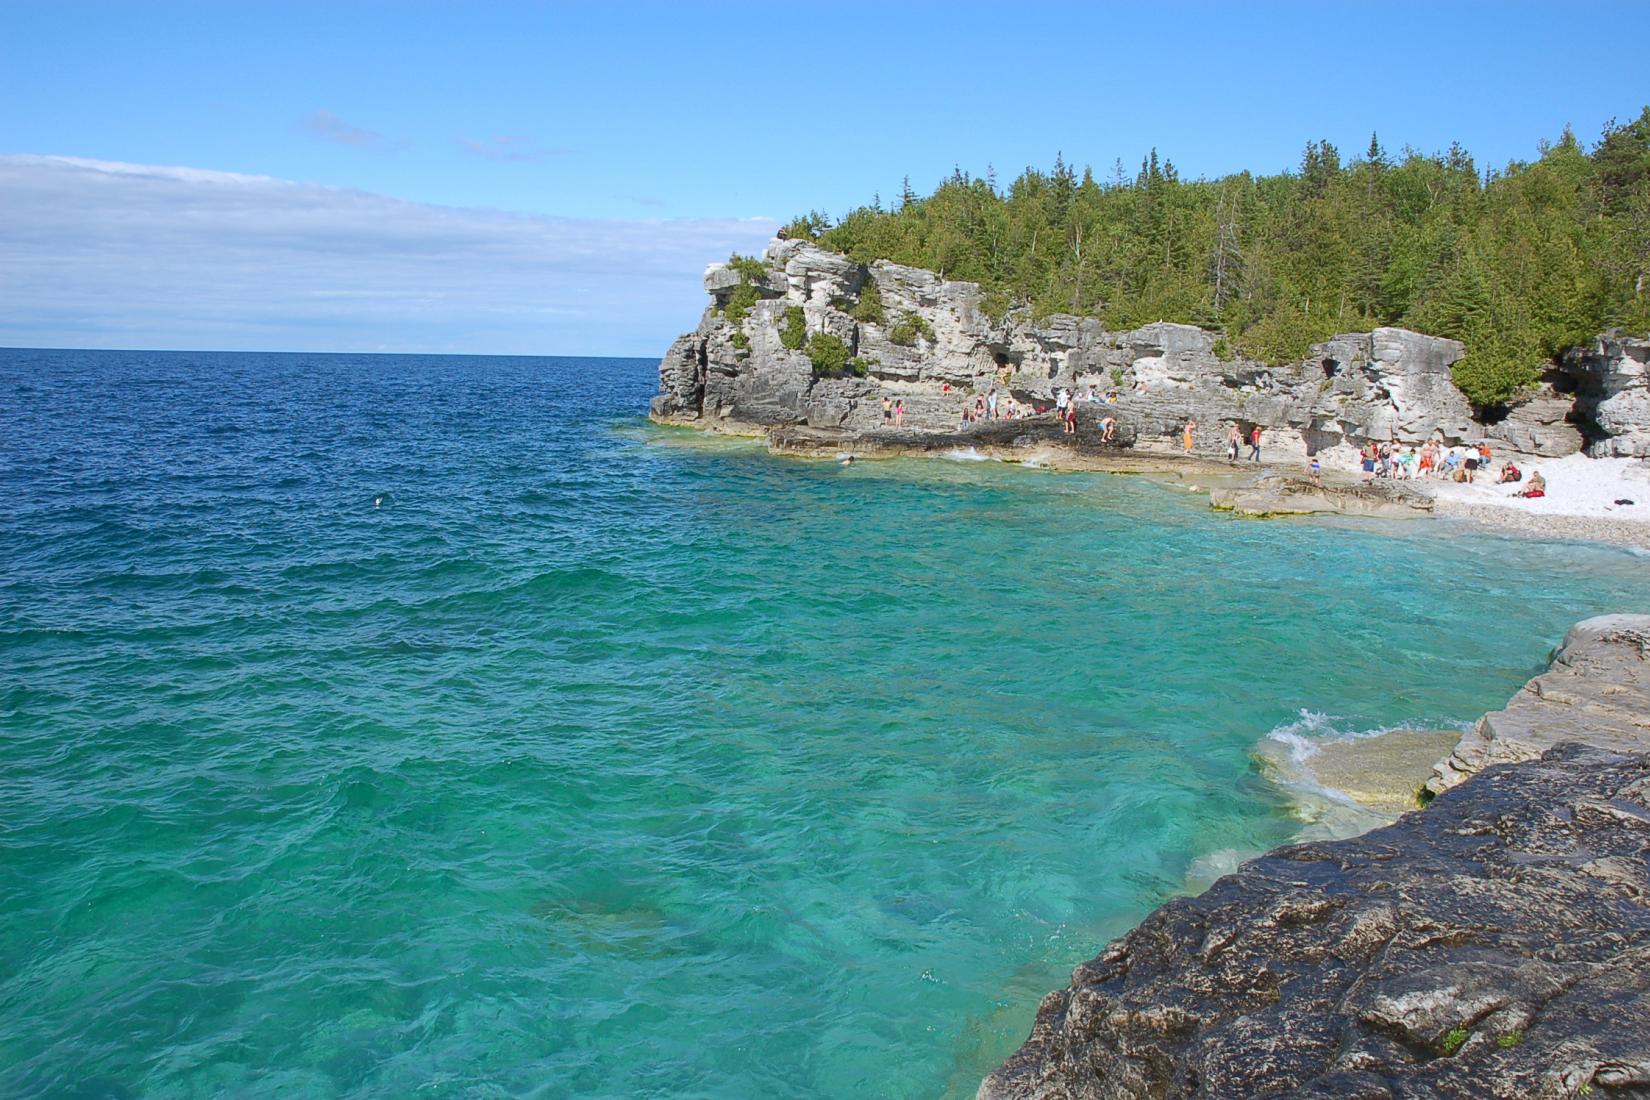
left=851, top=284, right=886, bottom=324
left=779, top=306, right=807, bottom=350
left=1110, top=367, right=1124, bottom=387
left=727, top=253, right=768, bottom=284
left=805, top=332, right=852, bottom=376
left=888, top=311, right=936, bottom=346
left=1449, top=331, right=1543, bottom=409
left=847, top=355, right=878, bottom=377
left=782, top=211, right=830, bottom=240
left=723, top=283, right=758, bottom=328
left=1496, top=1032, right=1523, bottom=1049
left=730, top=330, right=750, bottom=353
left=1441, top=1027, right=1469, bottom=1056
left=1211, top=336, right=1233, bottom=361
left=979, top=286, right=1013, bottom=323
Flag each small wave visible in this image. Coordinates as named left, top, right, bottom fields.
left=940, top=448, right=994, bottom=462
left=1263, top=709, right=1407, bottom=764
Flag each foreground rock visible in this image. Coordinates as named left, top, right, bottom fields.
left=1427, top=614, right=1650, bottom=795
left=653, top=239, right=1649, bottom=468
left=979, top=744, right=1650, bottom=1100
left=1210, top=475, right=1434, bottom=519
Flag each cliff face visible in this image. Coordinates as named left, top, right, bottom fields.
left=653, top=240, right=1646, bottom=465
left=1565, top=332, right=1650, bottom=457
left=981, top=615, right=1650, bottom=1100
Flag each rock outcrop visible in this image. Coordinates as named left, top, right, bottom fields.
left=1209, top=475, right=1434, bottom=519
left=978, top=743, right=1650, bottom=1100
left=653, top=240, right=1646, bottom=466
left=983, top=617, right=1650, bottom=1099
left=1427, top=614, right=1650, bottom=795
left=1564, top=331, right=1650, bottom=458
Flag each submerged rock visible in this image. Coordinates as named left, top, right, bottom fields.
left=979, top=744, right=1650, bottom=1100
left=1209, top=475, right=1434, bottom=519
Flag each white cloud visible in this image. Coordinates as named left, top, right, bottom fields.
left=455, top=135, right=567, bottom=163
left=303, top=109, right=390, bottom=149
left=0, top=156, right=778, bottom=355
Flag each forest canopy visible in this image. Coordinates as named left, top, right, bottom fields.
left=785, top=109, right=1650, bottom=408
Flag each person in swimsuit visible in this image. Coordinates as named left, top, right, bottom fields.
left=894, top=399, right=905, bottom=428
left=882, top=397, right=892, bottom=425
left=1101, top=415, right=1116, bottom=442
left=1183, top=419, right=1196, bottom=453
left=1227, top=424, right=1241, bottom=462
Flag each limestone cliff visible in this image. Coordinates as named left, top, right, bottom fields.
left=653, top=239, right=1650, bottom=467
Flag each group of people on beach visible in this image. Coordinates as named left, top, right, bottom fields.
left=1357, top=439, right=1546, bottom=496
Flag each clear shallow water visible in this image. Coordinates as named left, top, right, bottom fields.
left=2, top=348, right=1645, bottom=1099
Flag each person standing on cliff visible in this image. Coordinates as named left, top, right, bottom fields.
left=1249, top=425, right=1263, bottom=462
left=1227, top=424, right=1241, bottom=462
left=987, top=388, right=998, bottom=420
left=894, top=399, right=905, bottom=429
left=1183, top=419, right=1196, bottom=454
left=882, top=396, right=892, bottom=427
left=1055, top=388, right=1070, bottom=421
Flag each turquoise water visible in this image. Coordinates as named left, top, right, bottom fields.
left=3, top=348, right=1645, bottom=1098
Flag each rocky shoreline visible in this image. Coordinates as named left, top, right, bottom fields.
left=979, top=616, right=1650, bottom=1099
left=652, top=238, right=1650, bottom=547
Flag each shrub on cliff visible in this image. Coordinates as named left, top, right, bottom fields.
left=850, top=284, right=885, bottom=324
left=779, top=307, right=807, bottom=350
left=888, top=312, right=935, bottom=346
left=805, top=333, right=852, bottom=376
left=722, top=283, right=759, bottom=329
left=727, top=253, right=768, bottom=284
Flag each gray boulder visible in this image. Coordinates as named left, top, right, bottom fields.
left=1564, top=331, right=1650, bottom=457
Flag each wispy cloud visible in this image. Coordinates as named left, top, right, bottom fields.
left=455, top=135, right=567, bottom=163
left=302, top=109, right=390, bottom=149
left=0, top=156, right=778, bottom=354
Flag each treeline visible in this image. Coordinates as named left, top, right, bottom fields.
left=785, top=109, right=1650, bottom=407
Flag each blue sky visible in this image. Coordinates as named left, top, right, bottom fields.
left=2, top=0, right=1647, bottom=354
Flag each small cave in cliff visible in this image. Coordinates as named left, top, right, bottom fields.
left=1321, top=358, right=1340, bottom=379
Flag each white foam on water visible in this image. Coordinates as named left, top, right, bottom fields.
left=940, top=447, right=994, bottom=462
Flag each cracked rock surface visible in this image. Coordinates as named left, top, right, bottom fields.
left=979, top=744, right=1650, bottom=1100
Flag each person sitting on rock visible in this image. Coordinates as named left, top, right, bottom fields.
left=1499, top=461, right=1522, bottom=484
left=1518, top=470, right=1546, bottom=498
left=1101, top=415, right=1116, bottom=442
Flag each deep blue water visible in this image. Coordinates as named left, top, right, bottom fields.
left=2, top=348, right=1645, bottom=1098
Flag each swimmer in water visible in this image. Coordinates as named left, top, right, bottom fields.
left=373, top=496, right=382, bottom=508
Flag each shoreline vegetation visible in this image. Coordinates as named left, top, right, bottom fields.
left=781, top=109, right=1650, bottom=411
